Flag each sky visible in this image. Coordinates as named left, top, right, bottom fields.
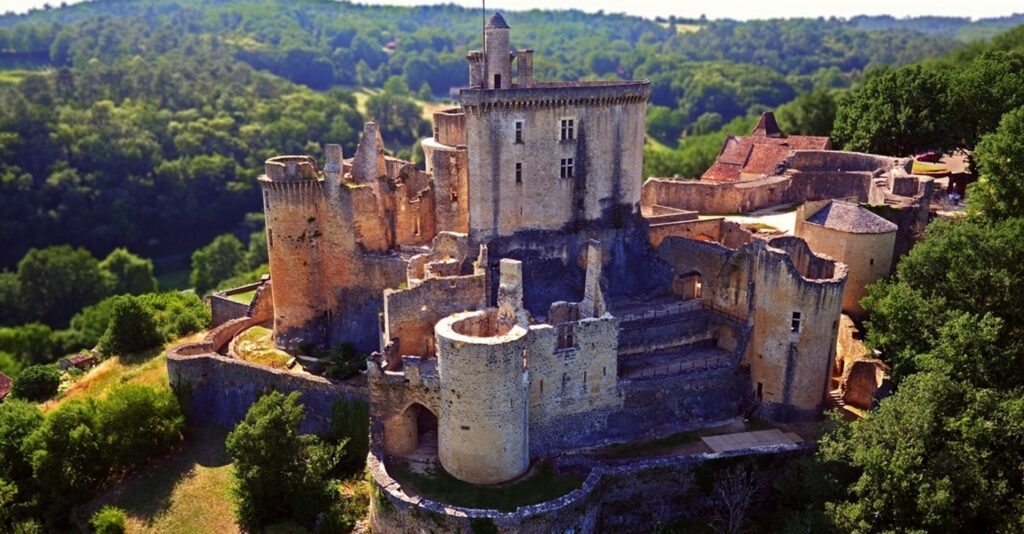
left=4, top=0, right=1020, bottom=20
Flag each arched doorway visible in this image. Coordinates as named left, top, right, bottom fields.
left=383, top=403, right=438, bottom=460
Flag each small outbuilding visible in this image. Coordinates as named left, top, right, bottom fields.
left=0, top=372, right=12, bottom=401
left=59, top=352, right=98, bottom=372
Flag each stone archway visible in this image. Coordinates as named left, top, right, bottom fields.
left=383, top=403, right=438, bottom=458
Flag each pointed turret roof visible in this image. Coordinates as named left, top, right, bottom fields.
left=486, top=12, right=510, bottom=29
left=752, top=112, right=782, bottom=138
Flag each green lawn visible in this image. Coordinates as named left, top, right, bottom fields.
left=387, top=461, right=583, bottom=512
left=232, top=326, right=292, bottom=369
left=227, top=289, right=257, bottom=304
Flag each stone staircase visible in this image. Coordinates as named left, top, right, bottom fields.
left=740, top=397, right=761, bottom=420
left=827, top=390, right=846, bottom=409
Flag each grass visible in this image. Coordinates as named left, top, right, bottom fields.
left=0, top=69, right=49, bottom=85
left=387, top=461, right=583, bottom=512
left=227, top=289, right=257, bottom=304
left=83, top=425, right=239, bottom=534
left=232, top=326, right=292, bottom=369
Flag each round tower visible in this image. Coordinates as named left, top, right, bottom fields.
left=259, top=155, right=328, bottom=351
left=435, top=309, right=529, bottom=484
left=484, top=12, right=512, bottom=90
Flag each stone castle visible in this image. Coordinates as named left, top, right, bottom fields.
left=169, top=12, right=933, bottom=531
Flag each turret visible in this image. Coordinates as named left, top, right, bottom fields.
left=484, top=12, right=512, bottom=90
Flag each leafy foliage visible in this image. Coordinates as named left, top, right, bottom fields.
left=98, top=296, right=163, bottom=357
left=99, top=248, right=158, bottom=296
left=189, top=233, right=246, bottom=295
left=226, top=391, right=344, bottom=530
left=10, top=365, right=60, bottom=402
left=967, top=106, right=1024, bottom=221
left=90, top=506, right=128, bottom=534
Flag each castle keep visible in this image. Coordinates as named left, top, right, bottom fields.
left=166, top=12, right=936, bottom=532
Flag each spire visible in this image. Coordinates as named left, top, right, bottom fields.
left=486, top=12, right=510, bottom=29
left=752, top=112, right=783, bottom=138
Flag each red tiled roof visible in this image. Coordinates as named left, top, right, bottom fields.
left=0, top=372, right=12, bottom=399
left=701, top=112, right=831, bottom=183
left=67, top=353, right=96, bottom=365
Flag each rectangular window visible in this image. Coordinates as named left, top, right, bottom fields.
left=791, top=311, right=802, bottom=333
left=560, top=119, right=575, bottom=141
left=267, top=229, right=273, bottom=248
left=515, top=162, right=522, bottom=184
left=560, top=158, right=575, bottom=179
left=494, top=74, right=502, bottom=89
left=515, top=121, right=523, bottom=143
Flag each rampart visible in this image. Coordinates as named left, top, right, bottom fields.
left=368, top=440, right=811, bottom=533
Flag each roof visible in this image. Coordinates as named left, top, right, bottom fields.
left=701, top=112, right=831, bottom=183
left=486, top=12, right=510, bottom=29
left=67, top=353, right=97, bottom=365
left=0, top=372, right=11, bottom=399
left=806, top=201, right=898, bottom=234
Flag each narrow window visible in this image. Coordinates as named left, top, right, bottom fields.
left=603, top=366, right=607, bottom=376
left=791, top=311, right=802, bottom=333
left=560, top=119, right=575, bottom=141
left=449, top=187, right=458, bottom=203
left=515, top=121, right=523, bottom=143
left=461, top=425, right=470, bottom=430
left=494, top=74, right=502, bottom=89
left=515, top=162, right=522, bottom=184
left=539, top=379, right=543, bottom=395
left=560, top=158, right=575, bottom=178
left=268, top=229, right=273, bottom=248
left=583, top=370, right=587, bottom=385
left=757, top=382, right=763, bottom=399
left=869, top=258, right=874, bottom=265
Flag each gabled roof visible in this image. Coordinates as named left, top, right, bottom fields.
left=486, top=12, right=510, bottom=29
left=806, top=201, right=898, bottom=234
left=701, top=112, right=831, bottom=183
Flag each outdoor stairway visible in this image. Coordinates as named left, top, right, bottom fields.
left=740, top=397, right=761, bottom=419
left=827, top=390, right=846, bottom=409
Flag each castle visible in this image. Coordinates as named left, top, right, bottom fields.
left=170, top=12, right=933, bottom=531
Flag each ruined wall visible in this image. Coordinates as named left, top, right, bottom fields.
left=383, top=274, right=487, bottom=358
left=655, top=235, right=753, bottom=320
left=748, top=238, right=846, bottom=421
left=462, top=83, right=650, bottom=240
left=368, top=356, right=442, bottom=456
left=423, top=137, right=470, bottom=234
left=795, top=220, right=894, bottom=318
left=527, top=315, right=621, bottom=455
left=435, top=309, right=530, bottom=484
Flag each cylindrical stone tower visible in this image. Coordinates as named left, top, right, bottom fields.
left=435, top=309, right=529, bottom=484
left=484, top=12, right=511, bottom=90
left=259, top=155, right=327, bottom=351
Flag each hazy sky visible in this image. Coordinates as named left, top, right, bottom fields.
left=4, top=0, right=1020, bottom=20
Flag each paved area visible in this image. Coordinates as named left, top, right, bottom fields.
left=714, top=204, right=799, bottom=235
left=701, top=428, right=803, bottom=453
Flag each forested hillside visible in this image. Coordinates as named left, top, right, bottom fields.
left=0, top=0, right=983, bottom=269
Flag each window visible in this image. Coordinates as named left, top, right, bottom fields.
left=560, top=158, right=575, bottom=179
left=461, top=425, right=470, bottom=430
left=790, top=311, right=802, bottom=333
left=515, top=162, right=522, bottom=184
left=869, top=258, right=874, bottom=266
left=515, top=121, right=523, bottom=143
left=268, top=229, right=273, bottom=248
left=449, top=187, right=458, bottom=203
left=560, top=119, right=575, bottom=141
left=494, top=74, right=502, bottom=89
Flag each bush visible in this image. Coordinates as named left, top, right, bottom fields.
left=139, top=292, right=210, bottom=340
left=90, top=506, right=127, bottom=534
left=98, top=296, right=162, bottom=356
left=11, top=365, right=61, bottom=402
left=96, top=385, right=184, bottom=470
left=226, top=392, right=343, bottom=530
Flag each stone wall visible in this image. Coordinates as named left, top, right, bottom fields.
left=368, top=439, right=811, bottom=533
left=166, top=320, right=366, bottom=435
left=383, top=274, right=487, bottom=359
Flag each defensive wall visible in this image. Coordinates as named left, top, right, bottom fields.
left=368, top=439, right=812, bottom=533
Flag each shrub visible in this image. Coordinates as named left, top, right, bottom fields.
left=226, top=392, right=343, bottom=530
left=90, top=506, right=127, bottom=534
left=97, top=385, right=184, bottom=470
left=11, top=365, right=61, bottom=402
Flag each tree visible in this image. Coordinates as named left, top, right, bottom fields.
left=99, top=248, right=157, bottom=296
left=0, top=399, right=43, bottom=516
left=25, top=399, right=107, bottom=514
left=16, top=246, right=111, bottom=327
left=98, top=296, right=162, bottom=356
left=189, top=234, right=246, bottom=295
left=0, top=273, right=23, bottom=326
left=0, top=323, right=56, bottom=367
left=96, top=385, right=183, bottom=470
left=774, top=88, right=838, bottom=137
left=832, top=65, right=950, bottom=155
left=966, top=106, right=1024, bottom=221
left=226, top=392, right=343, bottom=530
left=11, top=365, right=61, bottom=402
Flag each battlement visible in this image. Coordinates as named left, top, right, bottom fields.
left=460, top=80, right=650, bottom=112
left=261, top=155, right=322, bottom=182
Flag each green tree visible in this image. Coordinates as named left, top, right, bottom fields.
left=16, top=246, right=111, bottom=327
left=0, top=323, right=56, bottom=367
left=833, top=65, right=950, bottom=155
left=98, top=296, right=162, bottom=356
left=966, top=106, right=1024, bottom=221
left=0, top=399, right=43, bottom=521
left=99, top=248, right=157, bottom=296
left=11, top=365, right=61, bottom=402
left=189, top=234, right=246, bottom=295
left=0, top=273, right=23, bottom=326
left=97, top=385, right=183, bottom=470
left=226, top=392, right=343, bottom=530
left=25, top=399, right=106, bottom=515
left=774, top=88, right=839, bottom=136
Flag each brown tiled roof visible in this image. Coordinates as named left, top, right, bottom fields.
left=806, top=201, right=898, bottom=234
left=701, top=112, right=831, bottom=183
left=0, top=372, right=11, bottom=399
